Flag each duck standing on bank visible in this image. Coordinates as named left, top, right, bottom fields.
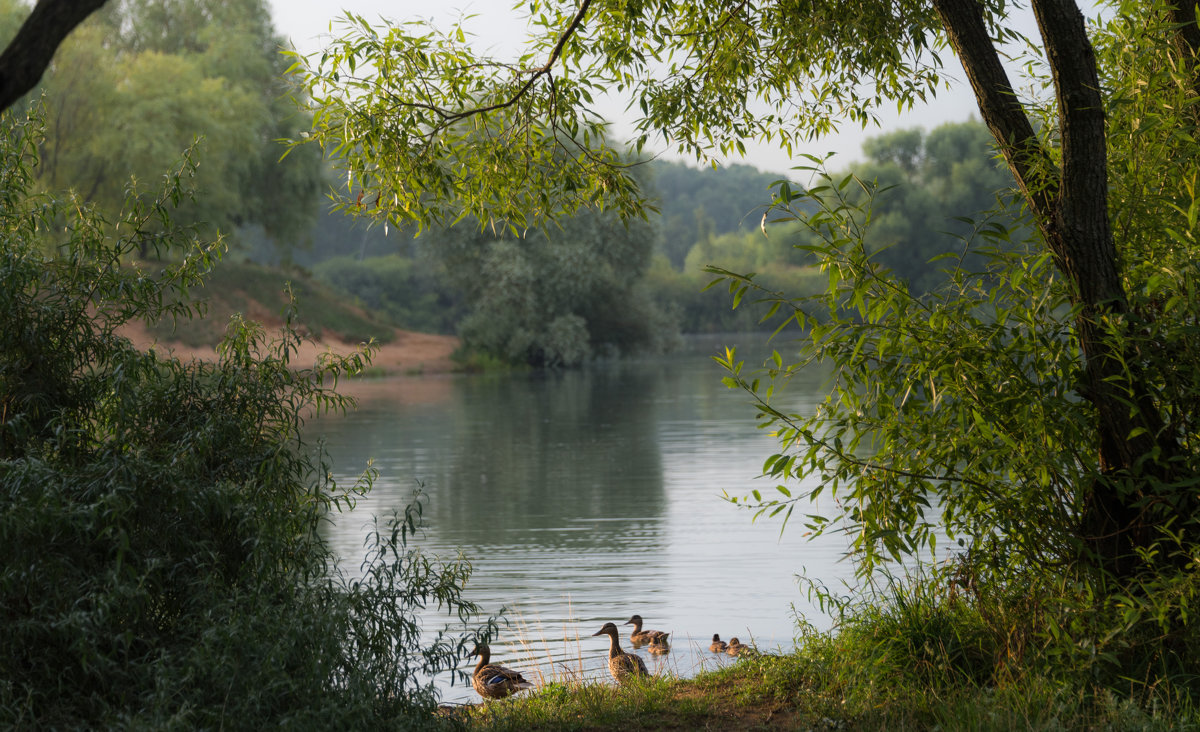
left=726, top=637, right=746, bottom=656
left=709, top=633, right=728, bottom=653
left=592, top=622, right=649, bottom=682
left=468, top=643, right=534, bottom=699
left=624, top=614, right=669, bottom=647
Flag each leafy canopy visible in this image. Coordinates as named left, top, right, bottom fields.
left=289, top=0, right=1014, bottom=233
left=25, top=0, right=325, bottom=255
left=710, top=2, right=1200, bottom=681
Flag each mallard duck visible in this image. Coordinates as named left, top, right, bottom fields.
left=726, top=637, right=747, bottom=656
left=647, top=632, right=671, bottom=654
left=624, top=614, right=669, bottom=646
left=709, top=633, right=728, bottom=653
left=468, top=643, right=534, bottom=699
left=592, top=622, right=648, bottom=682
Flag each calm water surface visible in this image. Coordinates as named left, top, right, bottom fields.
left=311, top=335, right=855, bottom=703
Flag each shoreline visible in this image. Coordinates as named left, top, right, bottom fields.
left=117, top=322, right=462, bottom=377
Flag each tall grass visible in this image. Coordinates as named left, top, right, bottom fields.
left=451, top=567, right=1199, bottom=730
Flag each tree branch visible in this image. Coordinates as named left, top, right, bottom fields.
left=446, top=0, right=594, bottom=123
left=932, top=0, right=1059, bottom=228
left=0, top=0, right=110, bottom=115
left=1030, top=0, right=1120, bottom=305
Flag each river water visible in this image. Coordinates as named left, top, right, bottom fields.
left=311, top=334, right=857, bottom=704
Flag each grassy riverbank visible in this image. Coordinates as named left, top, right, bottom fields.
left=450, top=643, right=1195, bottom=731
left=446, top=581, right=1200, bottom=732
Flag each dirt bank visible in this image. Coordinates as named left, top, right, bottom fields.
left=117, top=321, right=461, bottom=376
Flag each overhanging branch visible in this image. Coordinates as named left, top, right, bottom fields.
left=0, top=0, right=110, bottom=114
left=444, top=0, right=594, bottom=123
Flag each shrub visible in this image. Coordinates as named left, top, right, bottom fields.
left=0, top=112, right=486, bottom=728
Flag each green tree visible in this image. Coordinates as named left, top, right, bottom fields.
left=426, top=204, right=676, bottom=367
left=292, top=0, right=1200, bottom=601
left=846, top=121, right=1021, bottom=290
left=649, top=159, right=784, bottom=268
left=314, top=253, right=467, bottom=335
left=27, top=0, right=324, bottom=259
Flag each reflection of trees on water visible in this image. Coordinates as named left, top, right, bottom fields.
left=314, top=336, right=826, bottom=558
left=427, top=364, right=669, bottom=552
left=312, top=342, right=843, bottom=670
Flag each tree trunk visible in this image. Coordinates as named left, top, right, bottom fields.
left=932, top=0, right=1179, bottom=577
left=0, top=0, right=110, bottom=114
left=1169, top=1, right=1200, bottom=101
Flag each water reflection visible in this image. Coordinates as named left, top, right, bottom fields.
left=312, top=335, right=853, bottom=703
left=433, top=366, right=669, bottom=541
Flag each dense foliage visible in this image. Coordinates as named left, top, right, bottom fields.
left=302, top=124, right=1012, bottom=354
left=0, top=115, right=488, bottom=728
left=650, top=160, right=785, bottom=269
left=1, top=0, right=325, bottom=258
left=841, top=122, right=1022, bottom=290
left=292, top=0, right=1200, bottom=706
left=713, top=1, right=1200, bottom=692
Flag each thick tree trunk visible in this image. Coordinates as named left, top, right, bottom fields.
left=933, top=0, right=1179, bottom=577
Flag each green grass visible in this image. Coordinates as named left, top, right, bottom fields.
left=449, top=577, right=1200, bottom=732
left=450, top=643, right=1198, bottom=731
left=457, top=676, right=717, bottom=731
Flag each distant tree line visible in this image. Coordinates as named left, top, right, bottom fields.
left=6, top=0, right=1019, bottom=368
left=305, top=122, right=1018, bottom=363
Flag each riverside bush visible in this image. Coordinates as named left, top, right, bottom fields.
left=714, top=158, right=1200, bottom=702
left=0, top=113, right=485, bottom=728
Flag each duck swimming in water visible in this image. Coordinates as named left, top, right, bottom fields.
left=709, top=633, right=728, bottom=653
left=624, top=614, right=669, bottom=646
left=726, top=637, right=747, bottom=656
left=647, top=632, right=671, bottom=655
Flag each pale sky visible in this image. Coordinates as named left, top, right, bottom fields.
left=266, top=1, right=992, bottom=175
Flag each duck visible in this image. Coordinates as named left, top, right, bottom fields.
left=709, top=633, right=728, bottom=653
left=592, top=622, right=649, bottom=682
left=468, top=643, right=534, bottom=699
left=726, top=637, right=747, bottom=656
left=624, top=614, right=669, bottom=646
left=647, top=632, right=671, bottom=654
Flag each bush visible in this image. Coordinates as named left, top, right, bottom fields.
left=713, top=156, right=1200, bottom=703
left=0, top=113, right=487, bottom=728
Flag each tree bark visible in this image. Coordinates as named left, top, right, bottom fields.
left=0, top=0, right=110, bottom=115
left=1169, top=1, right=1200, bottom=100
left=933, top=0, right=1179, bottom=577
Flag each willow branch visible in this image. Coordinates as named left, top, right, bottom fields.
left=444, top=0, right=593, bottom=123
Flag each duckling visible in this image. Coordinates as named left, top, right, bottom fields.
left=726, top=637, right=747, bottom=656
left=647, top=632, right=671, bottom=654
left=709, top=633, right=728, bottom=653
left=468, top=643, right=534, bottom=699
left=592, top=622, right=649, bottom=682
left=624, top=614, right=669, bottom=646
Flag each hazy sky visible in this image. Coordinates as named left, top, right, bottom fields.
left=266, top=1, right=984, bottom=175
